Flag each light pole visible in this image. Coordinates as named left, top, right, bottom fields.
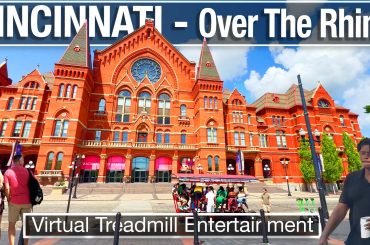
left=280, top=159, right=292, bottom=196
left=73, top=154, right=85, bottom=198
left=297, top=74, right=329, bottom=230
left=66, top=154, right=85, bottom=213
left=227, top=163, right=234, bottom=175
left=263, top=164, right=271, bottom=178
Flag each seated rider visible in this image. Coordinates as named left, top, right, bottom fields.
left=216, top=186, right=227, bottom=210
left=227, top=187, right=237, bottom=210
left=179, top=194, right=189, bottom=210
left=237, top=186, right=248, bottom=206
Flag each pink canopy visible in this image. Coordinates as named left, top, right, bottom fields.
left=81, top=156, right=100, bottom=170
left=155, top=157, right=172, bottom=171
left=107, top=156, right=125, bottom=170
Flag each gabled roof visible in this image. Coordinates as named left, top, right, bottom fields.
left=197, top=38, right=221, bottom=81
left=0, top=61, right=12, bottom=86
left=58, top=22, right=91, bottom=68
left=252, top=84, right=313, bottom=112
left=43, top=72, right=55, bottom=88
left=223, top=89, right=232, bottom=102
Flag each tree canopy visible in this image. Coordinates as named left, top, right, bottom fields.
left=321, top=134, right=343, bottom=183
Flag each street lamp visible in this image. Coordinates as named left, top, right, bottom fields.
left=297, top=74, right=329, bottom=230
left=73, top=154, right=85, bottom=198
left=263, top=164, right=271, bottom=178
left=196, top=163, right=203, bottom=174
left=280, top=159, right=292, bottom=196
left=25, top=160, right=35, bottom=170
left=227, top=163, right=234, bottom=175
left=66, top=154, right=85, bottom=213
left=300, top=128, right=321, bottom=145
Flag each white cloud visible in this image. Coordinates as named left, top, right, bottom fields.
left=244, top=46, right=370, bottom=136
left=177, top=46, right=250, bottom=81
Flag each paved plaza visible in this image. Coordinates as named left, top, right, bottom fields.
left=0, top=184, right=349, bottom=244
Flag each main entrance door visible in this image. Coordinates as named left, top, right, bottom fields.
left=80, top=170, right=98, bottom=183
left=132, top=157, right=149, bottom=182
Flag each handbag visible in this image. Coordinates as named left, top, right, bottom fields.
left=28, top=169, right=43, bottom=206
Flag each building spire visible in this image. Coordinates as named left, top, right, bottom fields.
left=197, top=38, right=221, bottom=81
left=58, top=21, right=91, bottom=68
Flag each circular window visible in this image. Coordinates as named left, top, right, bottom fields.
left=131, top=58, right=161, bottom=83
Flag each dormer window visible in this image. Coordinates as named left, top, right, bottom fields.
left=318, top=99, right=330, bottom=108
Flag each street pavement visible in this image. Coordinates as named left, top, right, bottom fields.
left=0, top=185, right=349, bottom=244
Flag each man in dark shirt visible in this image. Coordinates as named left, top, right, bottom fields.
left=320, top=138, right=370, bottom=245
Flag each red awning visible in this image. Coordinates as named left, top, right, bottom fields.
left=107, top=156, right=125, bottom=170
left=174, top=174, right=257, bottom=183
left=81, top=156, right=100, bottom=170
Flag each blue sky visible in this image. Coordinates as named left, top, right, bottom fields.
left=1, top=44, right=369, bottom=137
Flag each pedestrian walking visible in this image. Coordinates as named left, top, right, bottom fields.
left=4, top=155, right=32, bottom=245
left=319, top=138, right=370, bottom=245
left=261, top=188, right=271, bottom=213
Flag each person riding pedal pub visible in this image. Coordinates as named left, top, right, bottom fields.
left=320, top=138, right=370, bottom=245
left=206, top=186, right=216, bottom=213
left=4, top=154, right=32, bottom=245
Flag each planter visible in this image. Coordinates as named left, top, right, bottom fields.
left=51, top=186, right=67, bottom=195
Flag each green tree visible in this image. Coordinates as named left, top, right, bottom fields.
left=365, top=105, right=370, bottom=113
left=298, top=141, right=315, bottom=183
left=321, top=134, right=343, bottom=183
left=342, top=133, right=362, bottom=172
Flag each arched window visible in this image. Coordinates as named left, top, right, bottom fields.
left=214, top=98, right=218, bottom=109
left=318, top=99, right=330, bottom=108
left=58, top=84, right=64, bottom=97
left=46, top=152, right=54, bottom=170
left=208, top=156, right=213, bottom=171
left=180, top=104, right=187, bottom=117
left=113, top=130, right=120, bottom=141
left=214, top=156, right=219, bottom=171
left=158, top=93, right=170, bottom=124
left=339, top=115, right=345, bottom=126
left=276, top=130, right=287, bottom=148
left=72, top=85, right=78, bottom=98
left=98, top=99, right=106, bottom=113
left=247, top=114, right=251, bottom=125
left=0, top=120, right=8, bottom=137
left=55, top=152, right=63, bottom=170
left=6, top=97, right=14, bottom=110
left=234, top=130, right=245, bottom=146
left=164, top=131, right=170, bottom=143
left=156, top=131, right=163, bottom=143
left=181, top=131, right=186, bottom=144
left=138, top=92, right=151, bottom=114
left=204, top=96, right=208, bottom=108
left=122, top=130, right=129, bottom=142
left=209, top=97, right=213, bottom=109
left=65, top=84, right=71, bottom=97
left=207, top=121, right=217, bottom=143
left=116, top=90, right=131, bottom=122
left=53, top=119, right=69, bottom=137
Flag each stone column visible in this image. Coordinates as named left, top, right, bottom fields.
left=254, top=157, right=263, bottom=179
left=172, top=153, right=178, bottom=174
left=98, top=154, right=107, bottom=183
left=124, top=154, right=132, bottom=183
left=149, top=154, right=156, bottom=183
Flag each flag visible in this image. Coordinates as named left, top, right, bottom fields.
left=6, top=141, right=22, bottom=167
left=240, top=150, right=245, bottom=174
left=236, top=150, right=242, bottom=173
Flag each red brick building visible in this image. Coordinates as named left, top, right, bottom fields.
left=0, top=20, right=362, bottom=184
